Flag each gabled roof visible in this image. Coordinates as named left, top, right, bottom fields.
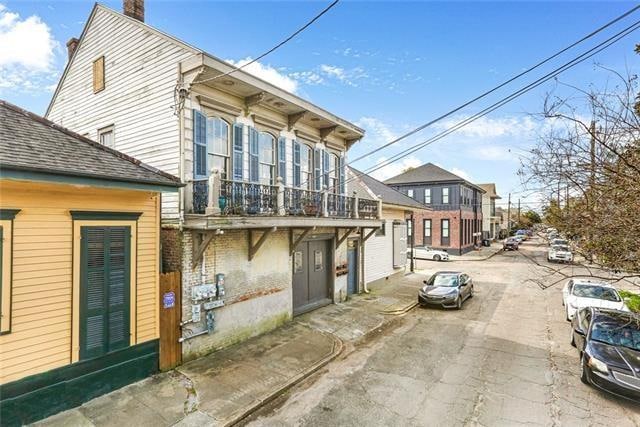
left=384, top=162, right=485, bottom=193
left=1, top=100, right=182, bottom=191
left=478, top=183, right=501, bottom=199
left=348, top=167, right=429, bottom=211
left=46, top=3, right=364, bottom=140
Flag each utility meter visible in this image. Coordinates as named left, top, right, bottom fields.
left=215, top=273, right=225, bottom=298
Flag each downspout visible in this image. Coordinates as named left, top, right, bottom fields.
left=410, top=212, right=415, bottom=273
left=459, top=207, right=463, bottom=255
left=177, top=62, right=186, bottom=231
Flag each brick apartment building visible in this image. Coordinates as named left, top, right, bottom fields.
left=385, top=163, right=485, bottom=255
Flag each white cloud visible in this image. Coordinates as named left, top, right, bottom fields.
left=289, top=70, right=324, bottom=86
left=433, top=115, right=538, bottom=140
left=451, top=167, right=473, bottom=182
left=319, top=64, right=368, bottom=87
left=356, top=117, right=397, bottom=146
left=226, top=57, right=299, bottom=94
left=0, top=3, right=59, bottom=93
left=369, top=156, right=422, bottom=182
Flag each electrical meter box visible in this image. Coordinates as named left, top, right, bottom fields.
left=192, top=284, right=216, bottom=301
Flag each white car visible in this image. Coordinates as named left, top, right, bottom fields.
left=548, top=244, right=573, bottom=263
left=562, top=279, right=628, bottom=321
left=550, top=238, right=569, bottom=247
left=410, top=247, right=449, bottom=261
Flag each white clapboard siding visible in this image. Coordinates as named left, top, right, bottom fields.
left=47, top=6, right=195, bottom=219
left=364, top=207, right=406, bottom=284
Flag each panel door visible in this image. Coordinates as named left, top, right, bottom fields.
left=307, top=239, right=331, bottom=303
left=292, top=242, right=309, bottom=313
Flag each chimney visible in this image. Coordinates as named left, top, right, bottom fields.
left=123, top=0, right=144, bottom=22
left=66, top=37, right=79, bottom=61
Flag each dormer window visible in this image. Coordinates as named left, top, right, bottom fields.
left=98, top=125, right=114, bottom=148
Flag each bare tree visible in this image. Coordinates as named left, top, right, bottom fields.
left=520, top=59, right=640, bottom=272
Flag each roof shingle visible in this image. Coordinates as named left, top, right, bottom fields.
left=0, top=100, right=181, bottom=189
left=348, top=167, right=429, bottom=210
left=384, top=162, right=484, bottom=193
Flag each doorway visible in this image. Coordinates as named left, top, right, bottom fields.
left=292, top=238, right=332, bottom=315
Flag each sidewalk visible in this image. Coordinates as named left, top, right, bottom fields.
left=35, top=273, right=425, bottom=427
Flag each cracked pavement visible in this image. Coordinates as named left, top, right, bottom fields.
left=244, top=237, right=640, bottom=426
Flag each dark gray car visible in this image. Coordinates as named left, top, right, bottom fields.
left=418, top=271, right=474, bottom=309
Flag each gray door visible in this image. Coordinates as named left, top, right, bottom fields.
left=292, top=239, right=331, bottom=315
left=347, top=240, right=358, bottom=295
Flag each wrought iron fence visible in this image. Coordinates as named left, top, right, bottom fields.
left=192, top=179, right=208, bottom=214
left=284, top=187, right=322, bottom=216
left=327, top=193, right=354, bottom=218
left=358, top=198, right=379, bottom=219
left=219, top=180, right=278, bottom=215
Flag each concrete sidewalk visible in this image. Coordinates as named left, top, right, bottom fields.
left=35, top=272, right=425, bottom=427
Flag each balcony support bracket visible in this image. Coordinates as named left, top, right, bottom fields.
left=363, top=227, right=378, bottom=242
left=192, top=231, right=217, bottom=268
left=288, top=111, right=307, bottom=131
left=289, top=227, right=314, bottom=256
left=335, top=227, right=356, bottom=249
left=248, top=227, right=277, bottom=261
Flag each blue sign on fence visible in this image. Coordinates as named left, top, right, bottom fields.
left=163, top=291, right=175, bottom=309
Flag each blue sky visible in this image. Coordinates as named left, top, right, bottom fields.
left=1, top=0, right=638, bottom=210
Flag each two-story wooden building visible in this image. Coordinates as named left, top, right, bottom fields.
left=385, top=163, right=485, bottom=255
left=46, top=1, right=381, bottom=362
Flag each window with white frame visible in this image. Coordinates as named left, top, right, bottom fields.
left=258, top=132, right=275, bottom=185
left=207, top=117, right=230, bottom=179
left=330, top=153, right=339, bottom=193
left=407, top=189, right=414, bottom=198
left=442, top=219, right=450, bottom=237
left=442, top=187, right=449, bottom=204
left=424, top=188, right=431, bottom=204
left=299, top=144, right=313, bottom=190
left=98, top=125, right=115, bottom=148
left=424, top=219, right=431, bottom=237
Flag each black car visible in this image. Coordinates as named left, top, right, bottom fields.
left=571, top=307, right=640, bottom=401
left=503, top=237, right=519, bottom=251
left=418, top=271, right=474, bottom=309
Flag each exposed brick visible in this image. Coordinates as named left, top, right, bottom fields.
left=411, top=209, right=483, bottom=255
left=161, top=227, right=182, bottom=273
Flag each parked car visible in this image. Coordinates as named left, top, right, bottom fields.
left=410, top=246, right=449, bottom=261
left=550, top=238, right=569, bottom=247
left=562, top=279, right=627, bottom=321
left=548, top=244, right=573, bottom=263
left=516, top=229, right=529, bottom=240
left=571, top=307, right=640, bottom=401
left=503, top=237, right=519, bottom=251
left=418, top=271, right=474, bottom=310
left=513, top=235, right=525, bottom=243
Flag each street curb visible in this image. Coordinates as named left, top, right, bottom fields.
left=452, top=248, right=503, bottom=262
left=379, top=301, right=418, bottom=315
left=224, top=331, right=344, bottom=427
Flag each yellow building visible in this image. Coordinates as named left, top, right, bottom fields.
left=0, top=101, right=181, bottom=425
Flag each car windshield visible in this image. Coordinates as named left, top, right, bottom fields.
left=553, top=239, right=568, bottom=245
left=572, top=284, right=620, bottom=302
left=429, top=274, right=459, bottom=287
left=590, top=317, right=640, bottom=351
left=553, top=245, right=570, bottom=252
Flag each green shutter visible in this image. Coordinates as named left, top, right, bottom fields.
left=80, top=226, right=131, bottom=360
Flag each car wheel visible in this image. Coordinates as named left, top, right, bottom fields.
left=580, top=354, right=589, bottom=384
left=455, top=296, right=462, bottom=310
left=434, top=254, right=441, bottom=261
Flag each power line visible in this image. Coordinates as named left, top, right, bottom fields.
left=353, top=18, right=640, bottom=183
left=346, top=4, right=640, bottom=166
left=192, top=0, right=340, bottom=85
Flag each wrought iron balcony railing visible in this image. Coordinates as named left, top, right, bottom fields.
left=186, top=172, right=380, bottom=220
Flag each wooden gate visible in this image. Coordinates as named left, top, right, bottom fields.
left=159, top=271, right=181, bottom=370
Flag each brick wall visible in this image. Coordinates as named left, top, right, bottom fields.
left=161, top=227, right=183, bottom=273
left=411, top=210, right=483, bottom=255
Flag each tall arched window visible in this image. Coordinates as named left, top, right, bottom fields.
left=207, top=117, right=230, bottom=179
left=330, top=153, right=339, bottom=193
left=258, top=132, right=275, bottom=185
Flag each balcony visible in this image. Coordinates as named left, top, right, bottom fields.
left=184, top=171, right=381, bottom=229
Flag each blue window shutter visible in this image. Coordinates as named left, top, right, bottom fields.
left=278, top=137, right=286, bottom=185
left=249, top=127, right=259, bottom=183
left=339, top=155, right=345, bottom=194
left=293, top=141, right=301, bottom=187
left=193, top=109, right=207, bottom=178
left=314, top=148, right=321, bottom=190
left=232, top=123, right=244, bottom=181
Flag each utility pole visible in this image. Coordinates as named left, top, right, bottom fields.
left=507, top=193, right=511, bottom=236
left=517, top=198, right=521, bottom=229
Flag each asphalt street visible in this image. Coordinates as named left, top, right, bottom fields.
left=244, top=237, right=640, bottom=427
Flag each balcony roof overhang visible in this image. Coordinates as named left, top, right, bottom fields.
left=181, top=53, right=364, bottom=147
left=184, top=214, right=382, bottom=230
